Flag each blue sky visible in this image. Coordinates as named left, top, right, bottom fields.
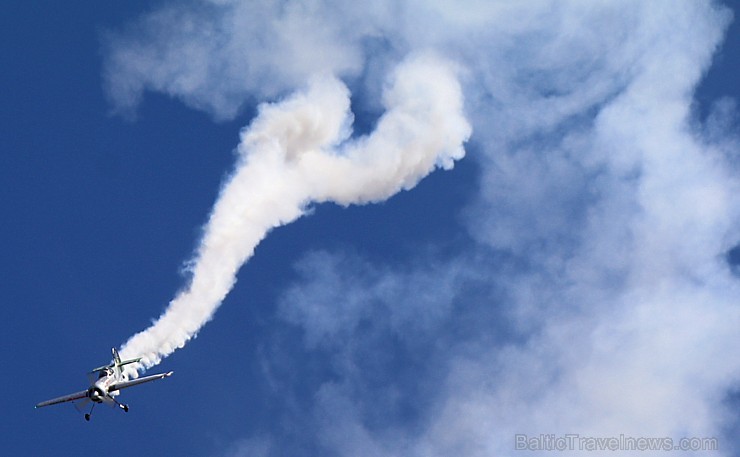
left=3, top=1, right=740, bottom=456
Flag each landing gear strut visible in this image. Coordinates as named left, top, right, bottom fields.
left=113, top=397, right=129, bottom=412
left=85, top=403, right=96, bottom=421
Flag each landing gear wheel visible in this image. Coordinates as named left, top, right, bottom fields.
left=123, top=405, right=129, bottom=412
left=84, top=414, right=90, bottom=421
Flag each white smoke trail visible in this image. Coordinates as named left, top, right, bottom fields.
left=118, top=53, right=471, bottom=377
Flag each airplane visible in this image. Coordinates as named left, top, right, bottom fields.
left=35, top=348, right=173, bottom=421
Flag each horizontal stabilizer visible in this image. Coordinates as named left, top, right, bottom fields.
left=118, top=357, right=142, bottom=367
left=89, top=357, right=142, bottom=373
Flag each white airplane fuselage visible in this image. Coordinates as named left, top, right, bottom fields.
left=87, top=370, right=122, bottom=406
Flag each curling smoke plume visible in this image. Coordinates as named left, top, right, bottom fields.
left=118, top=54, right=471, bottom=377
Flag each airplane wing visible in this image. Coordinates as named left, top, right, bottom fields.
left=35, top=390, right=88, bottom=408
left=108, top=371, right=173, bottom=393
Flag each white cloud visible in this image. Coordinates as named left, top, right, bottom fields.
left=279, top=251, right=464, bottom=350
left=104, top=0, right=740, bottom=456
left=103, top=0, right=387, bottom=120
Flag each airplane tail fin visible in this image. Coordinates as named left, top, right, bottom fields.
left=111, top=348, right=142, bottom=380
left=89, top=349, right=142, bottom=378
left=112, top=347, right=122, bottom=366
left=112, top=348, right=142, bottom=367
